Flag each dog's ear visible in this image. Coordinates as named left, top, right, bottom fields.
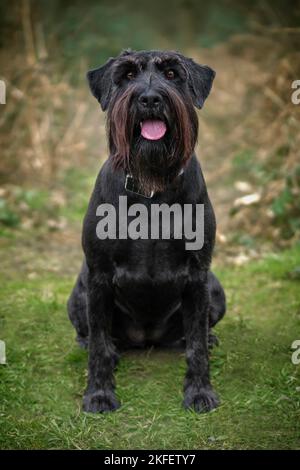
left=87, top=50, right=135, bottom=110
left=87, top=58, right=116, bottom=111
left=186, top=59, right=216, bottom=109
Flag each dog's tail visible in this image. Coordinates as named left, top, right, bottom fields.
left=67, top=260, right=89, bottom=348
left=208, top=271, right=226, bottom=328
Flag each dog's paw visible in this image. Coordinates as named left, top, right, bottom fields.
left=183, top=386, right=219, bottom=413
left=83, top=390, right=120, bottom=413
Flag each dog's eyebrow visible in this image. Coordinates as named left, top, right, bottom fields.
left=115, top=57, right=147, bottom=71
left=152, top=56, right=187, bottom=78
left=116, top=57, right=138, bottom=66
left=153, top=56, right=181, bottom=68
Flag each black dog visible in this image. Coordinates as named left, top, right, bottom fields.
left=67, top=49, right=226, bottom=413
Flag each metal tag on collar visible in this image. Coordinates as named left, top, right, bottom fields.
left=125, top=174, right=154, bottom=198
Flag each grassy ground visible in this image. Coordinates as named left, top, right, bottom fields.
left=0, top=42, right=300, bottom=448
left=0, top=233, right=300, bottom=449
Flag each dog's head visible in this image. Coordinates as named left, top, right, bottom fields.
left=87, top=50, right=215, bottom=193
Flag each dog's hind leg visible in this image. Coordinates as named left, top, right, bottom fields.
left=208, top=271, right=226, bottom=349
left=67, top=261, right=89, bottom=349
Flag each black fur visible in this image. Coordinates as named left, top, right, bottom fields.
left=68, top=49, right=226, bottom=413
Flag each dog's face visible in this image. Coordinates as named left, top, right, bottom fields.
left=87, top=50, right=215, bottom=193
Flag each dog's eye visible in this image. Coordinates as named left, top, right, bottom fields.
left=126, top=71, right=135, bottom=80
left=165, top=69, right=175, bottom=80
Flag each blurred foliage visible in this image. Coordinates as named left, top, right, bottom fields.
left=1, top=0, right=300, bottom=70
left=0, top=185, right=65, bottom=234
left=272, top=166, right=300, bottom=239
left=0, top=0, right=300, bottom=246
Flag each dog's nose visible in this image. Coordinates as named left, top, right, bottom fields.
left=138, top=90, right=162, bottom=109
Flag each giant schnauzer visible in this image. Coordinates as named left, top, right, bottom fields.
left=67, top=49, right=226, bottom=413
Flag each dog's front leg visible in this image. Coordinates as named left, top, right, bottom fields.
left=83, top=271, right=120, bottom=413
left=182, top=274, right=219, bottom=413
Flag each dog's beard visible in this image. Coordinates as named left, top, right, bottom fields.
left=107, top=84, right=198, bottom=194
left=128, top=133, right=184, bottom=194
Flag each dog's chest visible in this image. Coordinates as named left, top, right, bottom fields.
left=113, top=261, right=186, bottom=345
left=112, top=241, right=189, bottom=322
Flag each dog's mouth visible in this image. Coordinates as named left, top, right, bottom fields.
left=140, top=120, right=167, bottom=141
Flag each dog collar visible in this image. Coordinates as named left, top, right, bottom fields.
left=125, top=174, right=154, bottom=198
left=125, top=168, right=184, bottom=199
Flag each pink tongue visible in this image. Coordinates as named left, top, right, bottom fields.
left=141, top=120, right=167, bottom=140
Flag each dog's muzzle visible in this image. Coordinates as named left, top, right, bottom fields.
left=137, top=89, right=167, bottom=140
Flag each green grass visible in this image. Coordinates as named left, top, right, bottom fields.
left=0, top=245, right=300, bottom=449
